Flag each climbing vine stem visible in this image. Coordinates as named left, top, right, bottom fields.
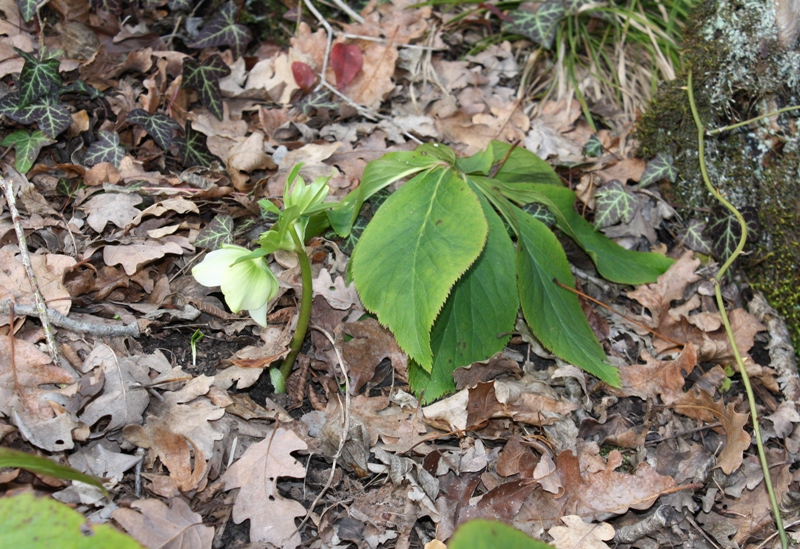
left=687, top=70, right=788, bottom=549
left=280, top=229, right=314, bottom=382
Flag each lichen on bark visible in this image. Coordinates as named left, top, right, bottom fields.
left=635, top=0, right=800, bottom=350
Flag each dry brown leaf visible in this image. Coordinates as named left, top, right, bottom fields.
left=103, top=239, right=185, bottom=275
left=113, top=498, right=214, bottom=549
left=313, top=268, right=361, bottom=310
left=225, top=131, right=276, bottom=191
left=222, top=427, right=308, bottom=549
left=132, top=197, right=199, bottom=225
left=627, top=251, right=700, bottom=327
left=0, top=249, right=75, bottom=323
left=672, top=387, right=751, bottom=474
left=340, top=318, right=407, bottom=394
left=548, top=515, right=615, bottom=549
left=614, top=343, right=697, bottom=405
left=453, top=353, right=522, bottom=390
left=496, top=435, right=537, bottom=478
left=82, top=192, right=143, bottom=232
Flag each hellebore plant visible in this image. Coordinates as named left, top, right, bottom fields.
left=193, top=164, right=334, bottom=390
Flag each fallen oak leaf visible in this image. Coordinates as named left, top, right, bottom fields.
left=113, top=498, right=214, bottom=549
left=612, top=343, right=697, bottom=405
left=548, top=515, right=615, bottom=549
left=672, top=387, right=750, bottom=474
left=221, top=427, right=308, bottom=549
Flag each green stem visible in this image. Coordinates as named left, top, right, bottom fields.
left=279, top=230, right=314, bottom=382
left=687, top=71, right=788, bottom=549
left=707, top=104, right=800, bottom=135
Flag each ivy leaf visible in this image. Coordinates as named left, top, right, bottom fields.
left=583, top=134, right=604, bottom=157
left=182, top=55, right=230, bottom=121
left=28, top=98, right=72, bottom=138
left=187, top=1, right=252, bottom=59
left=505, top=1, right=565, bottom=49
left=678, top=219, right=713, bottom=255
left=176, top=121, right=219, bottom=167
left=83, top=130, right=126, bottom=168
left=593, top=180, right=638, bottom=229
left=61, top=80, right=104, bottom=99
left=15, top=0, right=39, bottom=23
left=330, top=43, right=362, bottom=90
left=704, top=206, right=760, bottom=261
left=127, top=109, right=181, bottom=151
left=291, top=61, right=317, bottom=94
left=412, top=193, right=518, bottom=402
left=522, top=202, right=556, bottom=228
left=0, top=129, right=54, bottom=173
left=515, top=206, right=619, bottom=386
left=639, top=152, right=678, bottom=187
left=15, top=48, right=61, bottom=108
left=352, top=166, right=489, bottom=371
left=294, top=88, right=336, bottom=116
left=195, top=214, right=234, bottom=250
left=168, top=0, right=193, bottom=10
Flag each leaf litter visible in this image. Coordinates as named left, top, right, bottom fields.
left=0, top=1, right=799, bottom=548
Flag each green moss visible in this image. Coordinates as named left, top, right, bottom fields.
left=636, top=0, right=800, bottom=352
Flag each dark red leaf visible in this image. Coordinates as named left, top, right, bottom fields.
left=330, top=43, right=362, bottom=90
left=291, top=61, right=317, bottom=93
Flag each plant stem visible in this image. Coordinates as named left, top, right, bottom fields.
left=687, top=71, right=788, bottom=549
left=279, top=230, right=314, bottom=382
left=707, top=104, right=800, bottom=135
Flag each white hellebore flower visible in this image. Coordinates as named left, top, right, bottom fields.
left=192, top=244, right=278, bottom=327
left=284, top=173, right=330, bottom=216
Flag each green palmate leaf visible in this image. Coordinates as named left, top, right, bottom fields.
left=515, top=207, right=619, bottom=386
left=522, top=201, right=555, bottom=227
left=187, top=1, right=252, bottom=59
left=352, top=166, right=488, bottom=371
left=15, top=0, right=39, bottom=23
left=487, top=141, right=562, bottom=186
left=83, top=130, right=126, bottom=168
left=328, top=148, right=446, bottom=237
left=593, top=179, right=638, bottom=228
left=182, top=55, right=230, bottom=120
left=29, top=99, right=72, bottom=138
left=127, top=109, right=181, bottom=151
left=583, top=134, right=604, bottom=157
left=529, top=184, right=673, bottom=285
left=449, top=520, right=555, bottom=549
left=0, top=448, right=106, bottom=493
left=678, top=219, right=713, bottom=255
left=412, top=193, right=518, bottom=402
left=505, top=0, right=566, bottom=49
left=639, top=152, right=678, bottom=187
left=196, top=214, right=234, bottom=250
left=0, top=130, right=54, bottom=173
left=177, top=121, right=218, bottom=167
left=15, top=48, right=61, bottom=108
left=0, top=493, right=144, bottom=548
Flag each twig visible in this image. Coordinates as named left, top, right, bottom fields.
left=0, top=301, right=140, bottom=337
left=328, top=0, right=364, bottom=23
left=613, top=505, right=678, bottom=544
left=0, top=177, right=75, bottom=378
left=295, top=325, right=350, bottom=534
left=684, top=513, right=723, bottom=549
left=303, top=0, right=333, bottom=81
left=687, top=70, right=788, bottom=549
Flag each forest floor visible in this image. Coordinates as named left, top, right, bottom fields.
left=1, top=0, right=800, bottom=548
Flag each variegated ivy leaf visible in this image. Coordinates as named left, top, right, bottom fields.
left=15, top=48, right=61, bottom=108
left=127, top=109, right=181, bottom=151
left=593, top=179, right=638, bottom=229
left=639, top=152, right=678, bottom=187
left=182, top=55, right=230, bottom=120
left=505, top=1, right=565, bottom=49
left=169, top=0, right=193, bottom=10
left=678, top=219, right=713, bottom=255
left=61, top=80, right=104, bottom=99
left=27, top=98, right=71, bottom=138
left=522, top=202, right=556, bottom=227
left=563, top=0, right=593, bottom=13
left=705, top=205, right=760, bottom=261
left=295, top=88, right=337, bottom=116
left=91, top=0, right=121, bottom=14
left=83, top=130, right=126, bottom=168
left=0, top=130, right=54, bottom=173
left=582, top=135, right=604, bottom=157
left=176, top=121, right=219, bottom=167
left=15, top=0, right=40, bottom=23
left=195, top=214, right=234, bottom=250
left=187, top=1, right=252, bottom=59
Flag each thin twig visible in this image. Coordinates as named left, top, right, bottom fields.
left=0, top=301, right=140, bottom=338
left=295, top=324, right=350, bottom=534
left=0, top=177, right=75, bottom=378
left=328, top=0, right=364, bottom=23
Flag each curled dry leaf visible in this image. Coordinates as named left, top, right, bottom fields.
left=672, top=387, right=751, bottom=474
left=225, top=131, right=276, bottom=191
left=113, top=497, right=214, bottom=549
left=613, top=343, right=697, bottom=405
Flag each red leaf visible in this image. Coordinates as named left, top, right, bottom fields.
left=291, top=61, right=316, bottom=93
left=330, top=43, right=362, bottom=90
